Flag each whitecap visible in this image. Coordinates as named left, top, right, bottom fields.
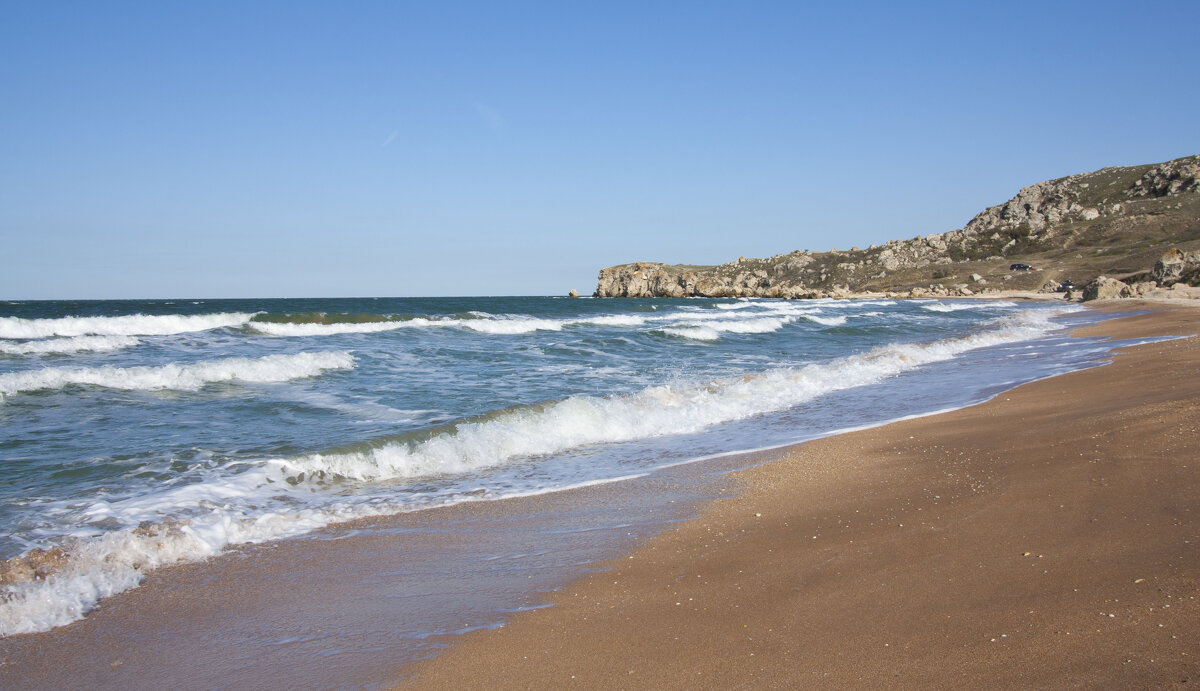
left=0, top=335, right=141, bottom=355
left=0, top=351, right=355, bottom=400
left=275, top=308, right=1065, bottom=485
left=0, top=313, right=255, bottom=339
left=249, top=318, right=447, bottom=337
left=922, top=300, right=1018, bottom=313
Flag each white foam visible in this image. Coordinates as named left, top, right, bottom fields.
left=0, top=313, right=255, bottom=339
left=251, top=313, right=641, bottom=337
left=661, top=325, right=722, bottom=341
left=0, top=307, right=1072, bottom=636
left=802, top=314, right=847, bottom=326
left=275, top=309, right=1063, bottom=484
left=0, top=335, right=141, bottom=355
left=712, top=317, right=793, bottom=333
left=572, top=314, right=648, bottom=327
left=248, top=308, right=822, bottom=340
left=0, top=351, right=355, bottom=400
left=249, top=318, right=446, bottom=337
left=0, top=495, right=377, bottom=636
left=460, top=317, right=565, bottom=334
left=659, top=315, right=793, bottom=340
left=0, top=466, right=658, bottom=637
left=922, top=300, right=1018, bottom=313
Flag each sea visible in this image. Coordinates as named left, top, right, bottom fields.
left=0, top=296, right=1124, bottom=650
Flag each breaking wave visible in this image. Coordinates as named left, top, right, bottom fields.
left=459, top=317, right=565, bottom=334
left=922, top=300, right=1018, bottom=313
left=0, top=500, right=379, bottom=636
left=0, top=351, right=355, bottom=400
left=0, top=472, right=635, bottom=637
left=0, top=307, right=1070, bottom=636
left=573, top=314, right=649, bottom=327
left=660, top=316, right=793, bottom=340
left=0, top=313, right=255, bottom=339
left=0, top=335, right=141, bottom=355
left=801, top=314, right=847, bottom=326
left=250, top=312, right=652, bottom=337
left=273, top=310, right=1059, bottom=484
left=249, top=318, right=446, bottom=337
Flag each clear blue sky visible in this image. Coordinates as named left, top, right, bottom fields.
left=2, top=1, right=1197, bottom=299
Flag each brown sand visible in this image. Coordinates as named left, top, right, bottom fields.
left=399, top=302, right=1200, bottom=688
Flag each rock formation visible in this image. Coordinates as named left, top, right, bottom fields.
left=1151, top=248, right=1200, bottom=286
left=594, top=154, right=1200, bottom=299
left=1081, top=276, right=1133, bottom=301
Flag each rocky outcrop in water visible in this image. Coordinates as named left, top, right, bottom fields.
left=595, top=155, right=1200, bottom=299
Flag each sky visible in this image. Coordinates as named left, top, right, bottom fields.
left=2, top=1, right=1198, bottom=299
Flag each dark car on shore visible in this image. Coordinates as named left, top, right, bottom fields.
left=1009, top=263, right=1033, bottom=271
left=1056, top=280, right=1076, bottom=292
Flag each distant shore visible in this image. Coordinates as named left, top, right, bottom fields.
left=399, top=301, right=1200, bottom=687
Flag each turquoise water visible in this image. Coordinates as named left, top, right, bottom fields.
left=0, top=296, right=1110, bottom=635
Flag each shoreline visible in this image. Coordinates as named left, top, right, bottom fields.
left=398, top=301, right=1200, bottom=688
left=1, top=299, right=1195, bottom=688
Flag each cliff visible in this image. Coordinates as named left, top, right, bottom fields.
left=594, top=155, right=1200, bottom=299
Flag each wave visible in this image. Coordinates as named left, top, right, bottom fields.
left=459, top=317, right=565, bottom=334
left=661, top=326, right=722, bottom=341
left=250, top=312, right=652, bottom=337
left=922, top=300, right=1018, bottom=313
left=801, top=314, right=847, bottom=326
left=273, top=309, right=1062, bottom=484
left=0, top=313, right=255, bottom=339
left=251, top=312, right=391, bottom=325
left=821, top=299, right=898, bottom=308
left=571, top=314, right=649, bottom=327
left=0, top=307, right=1069, bottom=636
left=0, top=351, right=355, bottom=400
left=0, top=335, right=141, bottom=355
left=0, top=470, right=643, bottom=637
left=249, top=318, right=447, bottom=337
left=249, top=306, right=841, bottom=341
left=0, top=497, right=382, bottom=636
left=659, top=316, right=794, bottom=340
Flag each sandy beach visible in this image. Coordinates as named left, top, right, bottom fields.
left=399, top=301, right=1200, bottom=688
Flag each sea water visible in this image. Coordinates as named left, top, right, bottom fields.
left=0, top=296, right=1114, bottom=637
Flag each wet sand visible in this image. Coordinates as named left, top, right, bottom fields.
left=0, top=462, right=749, bottom=690
left=399, top=302, right=1200, bottom=688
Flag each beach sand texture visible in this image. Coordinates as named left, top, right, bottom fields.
left=400, top=302, right=1200, bottom=688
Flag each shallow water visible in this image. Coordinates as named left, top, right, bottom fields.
left=0, top=296, right=1111, bottom=636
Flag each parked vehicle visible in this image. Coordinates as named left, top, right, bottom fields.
left=1009, top=263, right=1033, bottom=271
left=1056, top=280, right=1076, bottom=292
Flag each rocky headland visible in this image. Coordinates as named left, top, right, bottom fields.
left=594, top=155, right=1200, bottom=302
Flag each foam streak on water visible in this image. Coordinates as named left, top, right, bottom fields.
left=0, top=312, right=255, bottom=338
left=0, top=335, right=141, bottom=355
left=0, top=351, right=355, bottom=400
left=0, top=296, right=1105, bottom=636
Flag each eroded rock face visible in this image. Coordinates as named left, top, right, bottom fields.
left=594, top=263, right=697, bottom=298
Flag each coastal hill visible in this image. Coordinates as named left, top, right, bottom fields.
left=594, top=155, right=1200, bottom=299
